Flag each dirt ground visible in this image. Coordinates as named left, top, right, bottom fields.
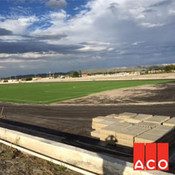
left=58, top=81, right=175, bottom=104
left=0, top=143, right=80, bottom=175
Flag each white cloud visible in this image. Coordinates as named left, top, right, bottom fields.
left=0, top=52, right=65, bottom=59
left=169, top=9, right=175, bottom=15
left=132, top=41, right=145, bottom=46
left=107, top=48, right=114, bottom=51
left=0, top=16, right=38, bottom=34
left=78, top=41, right=111, bottom=51
left=0, top=35, right=28, bottom=42
left=32, top=0, right=174, bottom=46
left=0, top=59, right=44, bottom=63
left=78, top=46, right=106, bottom=52
left=1, top=0, right=174, bottom=43
left=140, top=22, right=164, bottom=28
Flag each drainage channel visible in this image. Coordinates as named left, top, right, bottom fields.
left=0, top=119, right=133, bottom=161
left=0, top=119, right=174, bottom=174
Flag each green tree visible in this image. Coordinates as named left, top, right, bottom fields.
left=164, top=65, right=175, bottom=72
left=72, top=71, right=80, bottom=77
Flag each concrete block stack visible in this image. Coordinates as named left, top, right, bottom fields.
left=144, top=115, right=170, bottom=124
left=135, top=125, right=174, bottom=143
left=137, top=121, right=158, bottom=129
left=91, top=112, right=175, bottom=147
left=163, top=117, right=175, bottom=127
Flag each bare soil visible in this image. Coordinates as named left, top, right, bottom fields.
left=0, top=143, right=80, bottom=175
left=58, top=82, right=175, bottom=104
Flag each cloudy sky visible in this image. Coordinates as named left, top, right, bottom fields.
left=0, top=0, right=175, bottom=77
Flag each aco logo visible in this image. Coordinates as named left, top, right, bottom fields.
left=133, top=143, right=169, bottom=171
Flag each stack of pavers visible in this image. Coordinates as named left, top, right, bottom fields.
left=91, top=112, right=175, bottom=147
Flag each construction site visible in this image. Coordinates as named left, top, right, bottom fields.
left=1, top=0, right=175, bottom=174
left=0, top=79, right=174, bottom=174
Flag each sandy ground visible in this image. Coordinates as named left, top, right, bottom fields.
left=58, top=81, right=175, bottom=105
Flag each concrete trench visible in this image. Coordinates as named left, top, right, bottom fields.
left=0, top=126, right=173, bottom=175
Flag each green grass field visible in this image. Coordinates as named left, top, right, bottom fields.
left=0, top=80, right=171, bottom=104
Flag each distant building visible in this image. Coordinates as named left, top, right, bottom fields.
left=82, top=74, right=88, bottom=77
left=129, top=72, right=140, bottom=75
left=60, top=76, right=65, bottom=79
left=148, top=70, right=164, bottom=74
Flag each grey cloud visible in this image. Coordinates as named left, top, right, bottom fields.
left=8, top=33, right=67, bottom=41
left=33, top=34, right=67, bottom=40
left=0, top=40, right=83, bottom=54
left=143, top=9, right=156, bottom=13
left=0, top=28, right=13, bottom=36
left=108, top=3, right=118, bottom=13
left=45, top=0, right=67, bottom=9
left=150, top=0, right=173, bottom=7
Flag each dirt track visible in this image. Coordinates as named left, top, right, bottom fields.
left=1, top=105, right=175, bottom=137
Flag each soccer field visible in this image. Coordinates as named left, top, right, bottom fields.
left=0, top=80, right=171, bottom=104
